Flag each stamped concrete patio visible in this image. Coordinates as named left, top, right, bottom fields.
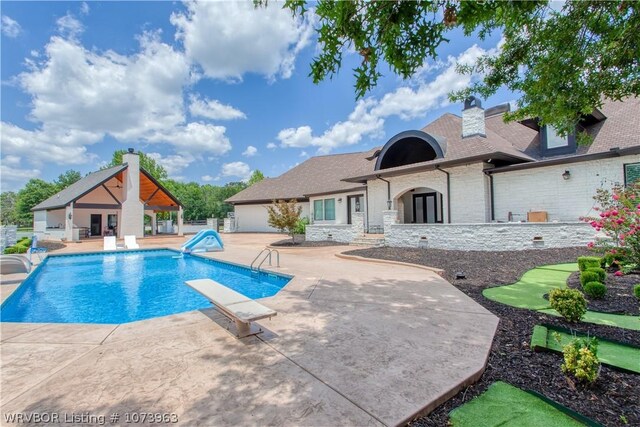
left=1, top=234, right=498, bottom=426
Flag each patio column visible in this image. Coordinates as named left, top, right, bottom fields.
left=177, top=206, right=184, bottom=236
left=382, top=210, right=398, bottom=233
left=351, top=211, right=365, bottom=236
left=151, top=213, right=157, bottom=236
left=64, top=203, right=74, bottom=242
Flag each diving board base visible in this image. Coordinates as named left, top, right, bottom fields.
left=234, top=320, right=264, bottom=338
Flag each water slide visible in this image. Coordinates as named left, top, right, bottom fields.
left=181, top=229, right=224, bottom=253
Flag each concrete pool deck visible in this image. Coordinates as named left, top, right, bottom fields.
left=1, top=234, right=498, bottom=426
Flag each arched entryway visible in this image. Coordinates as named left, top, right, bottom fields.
left=395, top=187, right=444, bottom=224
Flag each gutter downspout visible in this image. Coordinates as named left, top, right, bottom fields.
left=376, top=175, right=392, bottom=209
left=435, top=166, right=452, bottom=223
left=485, top=171, right=495, bottom=221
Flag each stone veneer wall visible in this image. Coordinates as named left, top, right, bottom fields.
left=382, top=210, right=594, bottom=250
left=0, top=225, right=17, bottom=252
left=306, top=212, right=365, bottom=243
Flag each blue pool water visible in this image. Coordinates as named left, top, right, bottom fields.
left=0, top=249, right=291, bottom=324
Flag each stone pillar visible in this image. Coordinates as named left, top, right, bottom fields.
left=207, top=218, right=217, bottom=231
left=382, top=210, right=398, bottom=234
left=223, top=218, right=234, bottom=233
left=64, top=203, right=74, bottom=242
left=120, top=151, right=144, bottom=238
left=351, top=211, right=365, bottom=236
left=177, top=206, right=184, bottom=237
left=151, top=213, right=157, bottom=236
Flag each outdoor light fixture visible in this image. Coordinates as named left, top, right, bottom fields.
left=562, top=170, right=571, bottom=180
left=355, top=199, right=361, bottom=212
left=455, top=272, right=466, bottom=280
left=68, top=213, right=72, bottom=220
left=338, top=198, right=342, bottom=203
left=387, top=200, right=392, bottom=209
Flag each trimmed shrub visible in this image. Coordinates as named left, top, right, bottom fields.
left=3, top=245, right=28, bottom=254
left=634, top=284, right=640, bottom=300
left=583, top=281, right=607, bottom=299
left=585, top=267, right=606, bottom=282
left=549, top=288, right=587, bottom=322
left=580, top=270, right=600, bottom=286
left=561, top=337, right=600, bottom=383
left=293, top=217, right=310, bottom=235
left=578, top=256, right=602, bottom=271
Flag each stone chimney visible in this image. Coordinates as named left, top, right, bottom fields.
left=120, top=148, right=144, bottom=238
left=462, top=96, right=486, bottom=138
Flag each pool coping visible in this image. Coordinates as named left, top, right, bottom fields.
left=0, top=247, right=294, bottom=323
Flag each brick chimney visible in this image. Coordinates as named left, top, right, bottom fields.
left=462, top=96, right=486, bottom=138
left=120, top=148, right=144, bottom=238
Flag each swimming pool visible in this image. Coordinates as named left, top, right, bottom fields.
left=0, top=249, right=291, bottom=324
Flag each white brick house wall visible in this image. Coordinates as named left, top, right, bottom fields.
left=366, top=163, right=488, bottom=226
left=492, top=154, right=640, bottom=222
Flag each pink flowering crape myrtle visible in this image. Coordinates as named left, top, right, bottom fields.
left=581, top=183, right=640, bottom=272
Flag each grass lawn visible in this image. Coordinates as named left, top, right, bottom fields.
left=449, top=382, right=587, bottom=427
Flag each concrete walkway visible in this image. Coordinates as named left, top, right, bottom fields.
left=1, top=234, right=498, bottom=426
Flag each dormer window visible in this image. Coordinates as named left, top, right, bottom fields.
left=541, top=125, right=576, bottom=156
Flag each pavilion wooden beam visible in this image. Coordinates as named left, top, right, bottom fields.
left=101, top=184, right=122, bottom=206
left=74, top=203, right=121, bottom=210
left=145, top=205, right=180, bottom=211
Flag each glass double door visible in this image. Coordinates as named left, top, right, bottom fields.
left=412, top=192, right=442, bottom=223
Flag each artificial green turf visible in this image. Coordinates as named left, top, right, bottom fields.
left=530, top=325, right=640, bottom=374
left=449, top=381, right=585, bottom=427
left=483, top=263, right=640, bottom=331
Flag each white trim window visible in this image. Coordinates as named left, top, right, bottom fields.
left=313, top=198, right=336, bottom=221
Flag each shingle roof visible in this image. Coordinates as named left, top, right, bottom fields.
left=227, top=98, right=639, bottom=203
left=32, top=165, right=127, bottom=211
left=226, top=149, right=376, bottom=203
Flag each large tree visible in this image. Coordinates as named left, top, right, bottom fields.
left=0, top=192, right=18, bottom=225
left=247, top=170, right=265, bottom=186
left=15, top=179, right=58, bottom=225
left=104, top=150, right=168, bottom=181
left=54, top=170, right=82, bottom=191
left=274, top=0, right=639, bottom=135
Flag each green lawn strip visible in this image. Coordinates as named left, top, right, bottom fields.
left=483, top=263, right=640, bottom=331
left=448, top=381, right=592, bottom=427
left=530, top=325, right=640, bottom=374
left=537, top=308, right=640, bottom=331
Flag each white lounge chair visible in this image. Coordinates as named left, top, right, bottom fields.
left=124, top=235, right=139, bottom=249
left=103, top=236, right=123, bottom=251
left=185, top=279, right=277, bottom=338
left=0, top=255, right=32, bottom=274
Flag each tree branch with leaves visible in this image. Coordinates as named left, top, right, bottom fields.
left=266, top=199, right=302, bottom=243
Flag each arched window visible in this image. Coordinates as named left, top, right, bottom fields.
left=374, top=130, right=446, bottom=170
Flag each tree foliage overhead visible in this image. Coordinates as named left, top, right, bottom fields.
left=104, top=149, right=168, bottom=181
left=15, top=179, right=58, bottom=225
left=276, top=0, right=639, bottom=134
left=54, top=170, right=82, bottom=190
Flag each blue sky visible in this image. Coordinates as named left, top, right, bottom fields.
left=1, top=1, right=516, bottom=191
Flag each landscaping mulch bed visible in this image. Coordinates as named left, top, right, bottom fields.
left=567, top=271, right=640, bottom=316
left=344, top=247, right=640, bottom=427
left=270, top=235, right=346, bottom=247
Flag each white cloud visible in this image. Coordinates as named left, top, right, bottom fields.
left=56, top=13, right=84, bottom=39
left=242, top=145, right=258, bottom=157
left=300, top=151, right=308, bottom=157
left=266, top=142, right=277, bottom=150
left=1, top=15, right=21, bottom=38
left=146, top=152, right=194, bottom=176
left=201, top=174, right=214, bottom=182
left=171, top=1, right=313, bottom=81
left=0, top=156, right=41, bottom=190
left=4, top=30, right=234, bottom=168
left=189, top=94, right=246, bottom=120
left=276, top=44, right=491, bottom=154
left=80, top=2, right=90, bottom=15
left=221, top=161, right=251, bottom=180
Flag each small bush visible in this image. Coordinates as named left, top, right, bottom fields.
left=634, top=284, right=640, bottom=300
left=602, top=252, right=624, bottom=268
left=586, top=267, right=606, bottom=282
left=583, top=281, right=607, bottom=299
left=549, top=288, right=587, bottom=322
left=3, top=245, right=28, bottom=254
left=580, top=270, right=600, bottom=286
left=293, top=217, right=310, bottom=235
left=578, top=256, right=602, bottom=271
left=17, top=236, right=30, bottom=243
left=561, top=337, right=600, bottom=384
